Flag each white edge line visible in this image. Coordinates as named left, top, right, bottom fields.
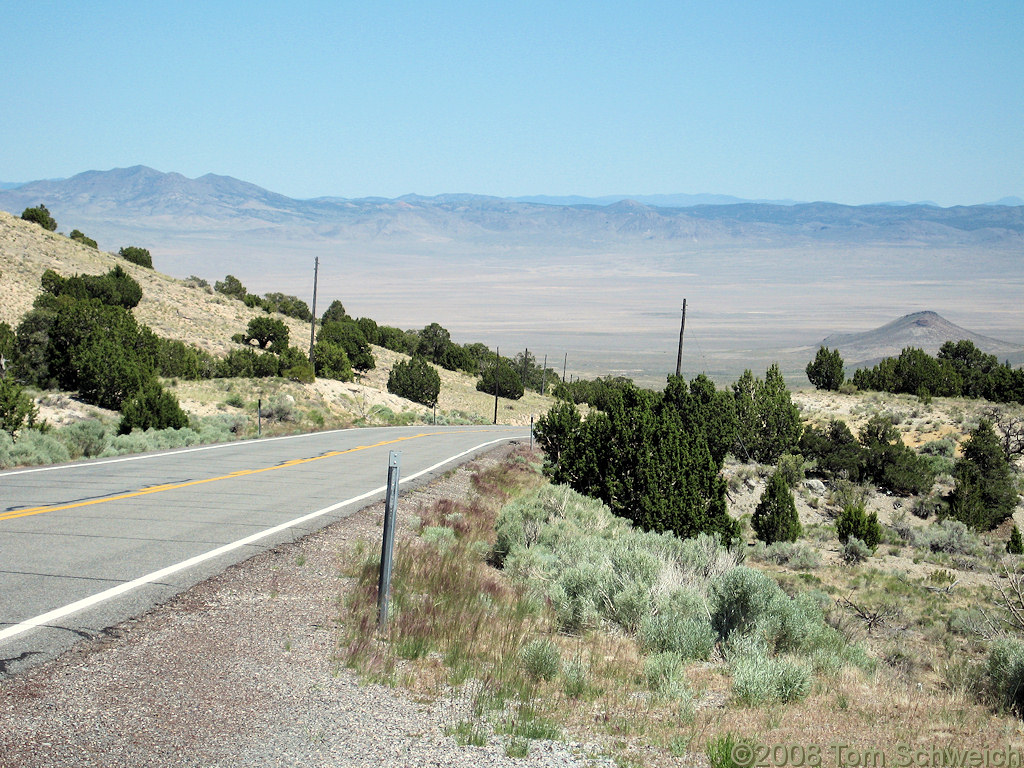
left=0, top=425, right=365, bottom=477
left=0, top=435, right=525, bottom=644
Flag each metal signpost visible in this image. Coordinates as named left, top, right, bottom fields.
left=377, top=451, right=401, bottom=630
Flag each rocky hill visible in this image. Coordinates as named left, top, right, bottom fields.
left=820, top=310, right=1022, bottom=367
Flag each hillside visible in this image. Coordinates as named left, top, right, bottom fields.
left=820, top=310, right=1022, bottom=367
left=1, top=210, right=551, bottom=430
left=3, top=167, right=1022, bottom=385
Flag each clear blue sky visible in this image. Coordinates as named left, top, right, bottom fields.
left=3, top=0, right=1021, bottom=205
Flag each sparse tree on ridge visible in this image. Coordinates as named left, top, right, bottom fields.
left=806, top=346, right=844, bottom=391
left=21, top=204, right=57, bottom=231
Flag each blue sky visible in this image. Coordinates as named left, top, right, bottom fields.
left=3, top=1, right=1021, bottom=205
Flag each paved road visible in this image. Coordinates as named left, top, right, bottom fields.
left=0, top=425, right=528, bottom=675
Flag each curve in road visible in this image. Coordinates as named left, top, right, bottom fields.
left=0, top=424, right=528, bottom=675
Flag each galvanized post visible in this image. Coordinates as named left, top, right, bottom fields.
left=257, top=398, right=262, bottom=437
left=377, top=450, right=401, bottom=630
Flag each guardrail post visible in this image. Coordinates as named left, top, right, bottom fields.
left=377, top=450, right=401, bottom=630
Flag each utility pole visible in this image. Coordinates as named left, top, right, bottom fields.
left=493, top=347, right=499, bottom=425
left=308, top=256, right=319, bottom=364
left=541, top=354, right=547, bottom=396
left=522, top=347, right=529, bottom=390
left=562, top=353, right=567, bottom=383
left=674, top=298, right=687, bottom=378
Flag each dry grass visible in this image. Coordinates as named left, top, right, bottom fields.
left=2, top=210, right=556, bottom=429
left=337, top=448, right=1024, bottom=766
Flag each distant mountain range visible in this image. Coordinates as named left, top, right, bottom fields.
left=1, top=166, right=1020, bottom=383
left=0, top=167, right=1022, bottom=255
left=819, top=311, right=1021, bottom=368
left=1, top=169, right=1020, bottom=209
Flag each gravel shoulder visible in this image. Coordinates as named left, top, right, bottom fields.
left=0, top=444, right=608, bottom=768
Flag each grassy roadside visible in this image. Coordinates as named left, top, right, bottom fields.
left=337, top=447, right=1023, bottom=767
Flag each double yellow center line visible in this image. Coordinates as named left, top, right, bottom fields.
left=0, top=431, right=441, bottom=523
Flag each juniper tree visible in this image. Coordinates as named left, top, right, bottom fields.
left=806, top=346, right=845, bottom=391
left=752, top=471, right=802, bottom=544
left=949, top=420, right=1018, bottom=531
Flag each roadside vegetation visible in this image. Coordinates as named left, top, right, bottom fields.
left=0, top=212, right=557, bottom=466
left=338, top=353, right=1023, bottom=764
left=340, top=442, right=1024, bottom=765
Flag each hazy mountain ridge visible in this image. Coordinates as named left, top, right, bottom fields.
left=1, top=167, right=1021, bottom=252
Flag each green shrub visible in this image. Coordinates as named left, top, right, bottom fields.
left=55, top=419, right=110, bottom=458
left=732, top=365, right=803, bottom=463
left=548, top=561, right=610, bottom=633
left=707, top=733, right=746, bottom=768
left=775, top=453, right=806, bottom=487
left=21, top=204, right=57, bottom=231
left=262, top=395, right=296, bottom=422
left=477, top=356, right=525, bottom=400
left=118, top=381, right=189, bottom=434
left=561, top=659, right=591, bottom=698
left=1009, top=526, right=1024, bottom=556
left=909, top=519, right=981, bottom=556
left=118, top=246, right=153, bottom=268
left=261, top=292, right=311, bottom=322
left=8, top=428, right=70, bottom=466
left=42, top=266, right=142, bottom=309
left=311, top=340, right=353, bottom=381
left=806, top=346, right=845, bottom=391
left=639, top=613, right=716, bottom=661
left=243, top=316, right=289, bottom=350
left=842, top=537, right=872, bottom=564
left=987, top=639, right=1024, bottom=715
left=388, top=356, right=441, bottom=406
left=317, top=321, right=375, bottom=372
left=214, top=274, right=247, bottom=300
left=800, top=419, right=866, bottom=481
left=752, top=471, right=802, bottom=544
left=518, top=638, right=561, bottom=681
left=835, top=503, right=881, bottom=550
left=760, top=541, right=821, bottom=570
left=731, top=645, right=812, bottom=705
left=69, top=229, right=98, bottom=248
left=911, top=494, right=946, bottom=520
left=0, top=430, right=12, bottom=468
left=320, top=299, right=348, bottom=325
left=643, top=651, right=687, bottom=697
left=283, top=359, right=315, bottom=383
left=0, top=377, right=38, bottom=435
left=920, top=438, right=956, bottom=458
left=709, top=566, right=779, bottom=640
left=948, top=420, right=1018, bottom=531
left=860, top=415, right=936, bottom=495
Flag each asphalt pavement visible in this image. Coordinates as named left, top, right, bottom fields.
left=0, top=424, right=528, bottom=675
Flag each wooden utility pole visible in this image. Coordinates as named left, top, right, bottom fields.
left=493, top=347, right=499, bottom=425
left=522, top=348, right=529, bottom=390
left=674, top=298, right=687, bottom=378
left=562, top=353, right=567, bottom=383
left=541, top=354, right=547, bottom=396
left=308, top=257, right=320, bottom=364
